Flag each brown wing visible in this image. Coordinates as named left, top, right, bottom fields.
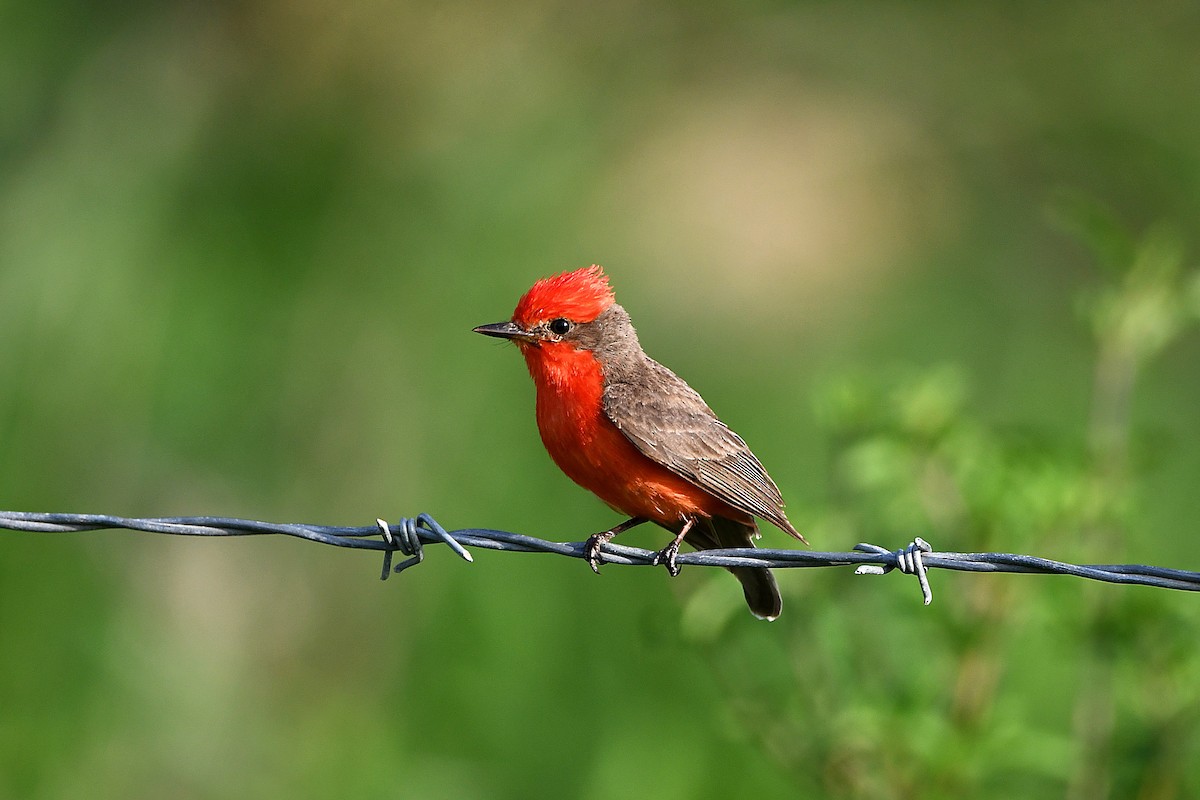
left=602, top=357, right=805, bottom=542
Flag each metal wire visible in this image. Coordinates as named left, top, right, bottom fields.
left=2, top=510, right=1198, bottom=605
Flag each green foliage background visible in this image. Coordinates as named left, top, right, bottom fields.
left=3, top=2, right=1200, bottom=798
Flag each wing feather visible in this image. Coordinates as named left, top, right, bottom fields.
left=602, top=357, right=803, bottom=540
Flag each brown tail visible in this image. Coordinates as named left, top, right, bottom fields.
left=687, top=516, right=783, bottom=621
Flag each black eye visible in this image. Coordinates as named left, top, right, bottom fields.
left=548, top=318, right=572, bottom=336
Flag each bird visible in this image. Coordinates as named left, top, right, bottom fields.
left=473, top=265, right=806, bottom=620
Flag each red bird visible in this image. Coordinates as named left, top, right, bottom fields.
left=474, top=265, right=806, bottom=620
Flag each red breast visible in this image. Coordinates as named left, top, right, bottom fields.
left=520, top=339, right=747, bottom=527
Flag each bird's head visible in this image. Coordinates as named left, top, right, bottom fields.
left=473, top=265, right=620, bottom=354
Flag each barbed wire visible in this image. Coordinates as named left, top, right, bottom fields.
left=2, top=510, right=1198, bottom=605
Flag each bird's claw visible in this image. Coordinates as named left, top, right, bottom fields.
left=652, top=540, right=682, bottom=577
left=584, top=531, right=615, bottom=575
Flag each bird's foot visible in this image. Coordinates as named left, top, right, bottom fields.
left=583, top=517, right=648, bottom=574
left=652, top=540, right=683, bottom=577
left=584, top=530, right=617, bottom=575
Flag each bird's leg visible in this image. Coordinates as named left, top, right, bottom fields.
left=652, top=518, right=696, bottom=578
left=584, top=516, right=648, bottom=574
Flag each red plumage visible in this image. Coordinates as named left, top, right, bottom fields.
left=475, top=265, right=804, bottom=619
left=513, top=265, right=614, bottom=328
left=521, top=337, right=743, bottom=527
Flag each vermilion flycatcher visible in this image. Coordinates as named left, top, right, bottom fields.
left=474, top=265, right=806, bottom=620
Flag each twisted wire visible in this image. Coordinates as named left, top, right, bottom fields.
left=3, top=510, right=1198, bottom=605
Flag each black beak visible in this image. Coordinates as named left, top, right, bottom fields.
left=473, top=321, right=533, bottom=341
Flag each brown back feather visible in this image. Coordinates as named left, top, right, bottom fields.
left=601, top=349, right=803, bottom=541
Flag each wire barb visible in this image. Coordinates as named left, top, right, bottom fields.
left=376, top=514, right=475, bottom=580
left=2, top=511, right=1199, bottom=604
left=854, top=538, right=935, bottom=605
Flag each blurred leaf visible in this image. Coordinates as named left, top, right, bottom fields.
left=1045, top=190, right=1137, bottom=276
left=892, top=365, right=968, bottom=438
left=1188, top=269, right=1200, bottom=320
left=1087, top=224, right=1193, bottom=363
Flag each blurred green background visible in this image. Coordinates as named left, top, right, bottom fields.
left=3, top=1, right=1200, bottom=798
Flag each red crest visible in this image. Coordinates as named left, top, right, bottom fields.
left=512, top=265, right=615, bottom=326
